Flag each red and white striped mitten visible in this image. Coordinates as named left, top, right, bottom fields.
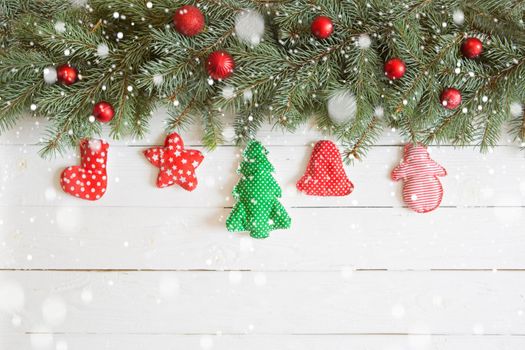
left=391, top=143, right=446, bottom=213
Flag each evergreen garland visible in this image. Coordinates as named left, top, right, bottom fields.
left=1, top=0, right=524, bottom=160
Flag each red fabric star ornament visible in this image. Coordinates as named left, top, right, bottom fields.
left=144, top=132, right=204, bottom=191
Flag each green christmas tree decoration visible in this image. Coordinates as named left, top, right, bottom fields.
left=226, top=140, right=291, bottom=239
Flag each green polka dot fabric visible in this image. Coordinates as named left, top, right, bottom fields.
left=226, top=140, right=291, bottom=239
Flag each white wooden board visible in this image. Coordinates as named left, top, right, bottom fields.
left=0, top=115, right=524, bottom=349
left=0, top=207, right=523, bottom=270
left=2, top=334, right=524, bottom=350
left=0, top=271, right=523, bottom=334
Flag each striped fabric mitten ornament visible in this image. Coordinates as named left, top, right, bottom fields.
left=391, top=144, right=447, bottom=213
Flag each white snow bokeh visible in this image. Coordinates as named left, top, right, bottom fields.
left=235, top=10, right=265, bottom=45
left=357, top=34, right=371, bottom=49
left=510, top=102, right=523, bottom=117
left=56, top=340, right=68, bottom=350
left=54, top=21, right=66, bottom=34
left=327, top=90, right=357, bottom=125
left=56, top=207, right=82, bottom=233
left=228, top=271, right=242, bottom=284
left=81, top=288, right=93, bottom=304
left=253, top=272, right=266, bottom=286
left=69, top=0, right=87, bottom=7
left=43, top=67, right=58, bottom=84
left=453, top=9, right=465, bottom=25
left=222, top=85, right=235, bottom=99
left=88, top=139, right=102, bottom=152
left=374, top=106, right=385, bottom=118
left=153, top=74, right=164, bottom=87
left=0, top=280, right=25, bottom=312
left=159, top=274, right=180, bottom=298
left=222, top=126, right=236, bottom=141
left=30, top=326, right=54, bottom=349
left=97, top=43, right=109, bottom=58
left=42, top=296, right=67, bottom=326
left=200, top=335, right=214, bottom=350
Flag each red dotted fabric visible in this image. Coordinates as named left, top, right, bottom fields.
left=144, top=132, right=204, bottom=191
left=391, top=143, right=447, bottom=213
left=297, top=140, right=354, bottom=196
left=60, top=139, right=109, bottom=201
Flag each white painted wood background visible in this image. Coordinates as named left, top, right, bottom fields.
left=0, top=109, right=524, bottom=350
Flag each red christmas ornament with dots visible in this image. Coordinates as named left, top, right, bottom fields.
left=173, top=5, right=205, bottom=37
left=207, top=51, right=235, bottom=80
left=311, top=16, right=334, bottom=39
left=384, top=58, right=406, bottom=80
left=93, top=101, right=115, bottom=123
left=57, top=64, right=78, bottom=85
left=461, top=37, right=483, bottom=59
left=440, top=88, right=462, bottom=110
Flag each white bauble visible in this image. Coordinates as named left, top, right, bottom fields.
left=453, top=9, right=465, bottom=25
left=97, top=43, right=109, bottom=58
left=327, top=90, right=357, bottom=125
left=357, top=34, right=371, bottom=49
left=43, top=67, right=58, bottom=84
left=54, top=21, right=66, bottom=33
left=510, top=102, right=523, bottom=117
left=235, top=10, right=265, bottom=45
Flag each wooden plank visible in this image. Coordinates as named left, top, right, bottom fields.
left=1, top=334, right=524, bottom=350
left=0, top=110, right=519, bottom=147
left=0, top=270, right=523, bottom=334
left=1, top=144, right=524, bottom=208
left=0, top=207, right=523, bottom=270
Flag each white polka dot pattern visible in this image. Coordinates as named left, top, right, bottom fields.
left=144, top=132, right=204, bottom=191
left=297, top=140, right=353, bottom=196
left=60, top=139, right=109, bottom=201
left=391, top=143, right=447, bottom=213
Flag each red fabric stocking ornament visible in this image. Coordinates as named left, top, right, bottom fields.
left=60, top=139, right=109, bottom=201
left=144, top=132, right=204, bottom=191
left=297, top=140, right=354, bottom=196
left=391, top=143, right=447, bottom=213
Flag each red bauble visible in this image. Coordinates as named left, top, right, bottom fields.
left=311, top=16, right=333, bottom=39
left=384, top=58, right=406, bottom=80
left=57, top=64, right=78, bottom=85
left=461, top=37, right=483, bottom=59
left=173, top=5, right=205, bottom=36
left=206, top=51, right=235, bottom=80
left=93, top=101, right=115, bottom=123
left=440, top=88, right=462, bottom=110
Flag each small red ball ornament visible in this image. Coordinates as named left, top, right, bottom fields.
left=384, top=58, right=406, bottom=80
left=57, top=64, right=78, bottom=85
left=93, top=101, right=115, bottom=123
left=440, top=88, right=462, bottom=110
left=461, top=37, right=483, bottom=59
left=173, top=5, right=205, bottom=37
left=206, top=51, right=235, bottom=80
left=311, top=16, right=334, bottom=39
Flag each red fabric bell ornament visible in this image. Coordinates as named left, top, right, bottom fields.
left=296, top=140, right=354, bottom=196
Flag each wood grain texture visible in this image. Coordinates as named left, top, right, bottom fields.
left=2, top=334, right=524, bottom=350
left=0, top=271, right=523, bottom=334
left=0, top=207, right=523, bottom=270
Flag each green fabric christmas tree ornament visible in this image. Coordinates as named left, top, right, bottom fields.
left=226, top=140, right=291, bottom=239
